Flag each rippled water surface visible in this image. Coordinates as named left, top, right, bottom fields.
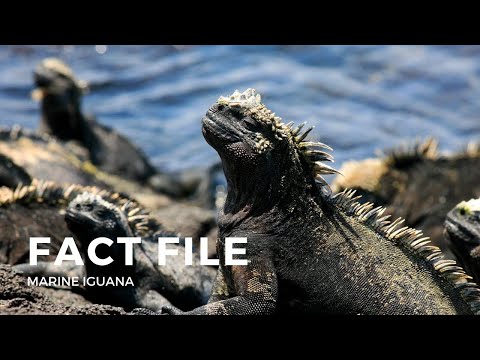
left=0, top=45, right=479, bottom=173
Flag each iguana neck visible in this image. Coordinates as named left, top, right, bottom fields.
left=80, top=225, right=139, bottom=308
left=451, top=241, right=480, bottom=284
left=84, top=247, right=137, bottom=280
left=220, top=154, right=321, bottom=229
left=81, top=220, right=137, bottom=279
left=40, top=101, right=86, bottom=142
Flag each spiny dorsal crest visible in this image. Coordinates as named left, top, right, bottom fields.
left=382, top=137, right=439, bottom=168
left=217, top=88, right=339, bottom=186
left=70, top=192, right=119, bottom=213
left=1, top=180, right=158, bottom=237
left=332, top=188, right=480, bottom=314
left=3, top=179, right=127, bottom=207
left=119, top=200, right=155, bottom=235
left=70, top=192, right=155, bottom=236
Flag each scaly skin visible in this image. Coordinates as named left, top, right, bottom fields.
left=0, top=180, right=151, bottom=265
left=0, top=178, right=219, bottom=266
left=160, top=88, right=480, bottom=315
left=331, top=138, right=480, bottom=259
left=14, top=192, right=216, bottom=311
left=445, top=198, right=480, bottom=284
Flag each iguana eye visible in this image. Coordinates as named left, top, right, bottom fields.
left=459, top=207, right=467, bottom=216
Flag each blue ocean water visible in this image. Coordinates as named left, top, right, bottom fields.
left=0, top=45, right=479, bottom=173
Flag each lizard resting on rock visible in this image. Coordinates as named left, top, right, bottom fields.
left=154, top=88, right=480, bottom=315
left=331, top=138, right=480, bottom=259
left=32, top=58, right=222, bottom=205
left=444, top=198, right=480, bottom=284
left=14, top=192, right=215, bottom=311
left=33, top=58, right=157, bottom=184
left=0, top=179, right=140, bottom=264
left=0, top=179, right=218, bottom=264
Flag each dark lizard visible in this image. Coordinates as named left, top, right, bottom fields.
left=155, top=88, right=480, bottom=315
left=444, top=198, right=480, bottom=284
left=32, top=58, right=222, bottom=206
left=14, top=192, right=216, bottom=311
left=331, top=138, right=480, bottom=259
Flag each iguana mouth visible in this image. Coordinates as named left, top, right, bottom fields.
left=33, top=68, right=53, bottom=89
left=31, top=68, right=55, bottom=100
left=444, top=219, right=458, bottom=240
left=445, top=217, right=479, bottom=246
left=31, top=58, right=88, bottom=100
left=201, top=116, right=218, bottom=132
left=201, top=113, right=240, bottom=144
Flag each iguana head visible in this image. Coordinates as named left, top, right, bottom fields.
left=32, top=58, right=88, bottom=140
left=445, top=198, right=480, bottom=281
left=202, top=88, right=337, bottom=212
left=65, top=192, right=133, bottom=244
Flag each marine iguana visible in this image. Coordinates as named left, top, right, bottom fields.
left=13, top=192, right=216, bottom=311
left=0, top=180, right=151, bottom=264
left=331, top=138, right=480, bottom=259
left=32, top=58, right=222, bottom=204
left=0, top=177, right=218, bottom=265
left=444, top=198, right=480, bottom=284
left=155, top=88, right=480, bottom=315
left=33, top=58, right=157, bottom=184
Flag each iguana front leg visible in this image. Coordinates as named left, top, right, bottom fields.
left=162, top=259, right=278, bottom=315
left=207, top=266, right=230, bottom=303
left=129, top=267, right=233, bottom=315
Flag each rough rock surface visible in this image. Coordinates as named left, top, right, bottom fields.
left=153, top=203, right=217, bottom=246
left=0, top=265, right=125, bottom=315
